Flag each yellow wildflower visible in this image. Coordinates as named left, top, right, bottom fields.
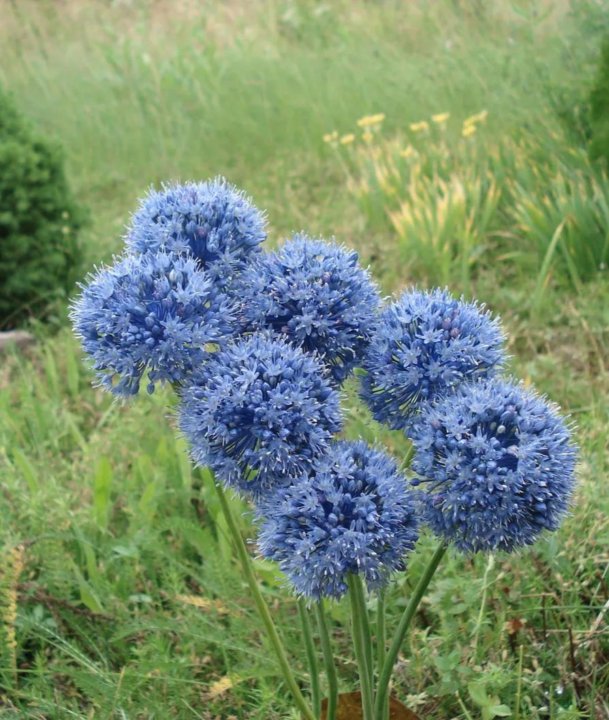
left=357, top=113, right=386, bottom=128
left=323, top=131, right=339, bottom=143
left=409, top=121, right=429, bottom=133
left=400, top=145, right=416, bottom=159
left=462, top=123, right=477, bottom=138
left=431, top=112, right=450, bottom=124
left=362, top=130, right=374, bottom=143
left=340, top=133, right=356, bottom=145
left=464, top=109, right=488, bottom=126
left=176, top=594, right=230, bottom=615
left=208, top=676, right=234, bottom=699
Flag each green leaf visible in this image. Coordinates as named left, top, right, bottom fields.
left=434, top=651, right=460, bottom=672
left=490, top=704, right=512, bottom=717
left=161, top=517, right=216, bottom=557
left=65, top=342, right=80, bottom=398
left=530, top=218, right=566, bottom=316
left=138, top=481, right=159, bottom=524
left=12, top=447, right=39, bottom=493
left=93, top=456, right=113, bottom=530
left=43, top=347, right=60, bottom=400
left=174, top=437, right=192, bottom=489
left=468, top=681, right=491, bottom=708
left=76, top=573, right=105, bottom=614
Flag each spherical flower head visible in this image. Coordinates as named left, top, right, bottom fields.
left=179, top=333, right=343, bottom=496
left=361, top=288, right=505, bottom=431
left=71, top=252, right=235, bottom=396
left=126, top=178, right=267, bottom=286
left=410, top=378, right=577, bottom=553
left=258, top=441, right=419, bottom=599
left=238, top=235, right=380, bottom=384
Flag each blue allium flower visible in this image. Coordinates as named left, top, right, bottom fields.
left=239, top=235, right=380, bottom=383
left=410, top=378, right=577, bottom=553
left=126, top=178, right=267, bottom=286
left=71, top=252, right=234, bottom=396
left=179, top=333, right=343, bottom=495
left=360, top=288, right=505, bottom=431
left=258, top=440, right=419, bottom=599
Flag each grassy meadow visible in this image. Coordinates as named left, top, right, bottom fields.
left=1, top=1, right=609, bottom=718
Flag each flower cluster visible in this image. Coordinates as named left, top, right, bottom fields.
left=179, top=334, right=343, bottom=496
left=360, top=288, right=505, bottom=430
left=239, top=234, right=380, bottom=383
left=71, top=252, right=234, bottom=396
left=126, top=178, right=267, bottom=286
left=73, top=177, right=577, bottom=602
left=410, top=379, right=576, bottom=552
left=258, top=441, right=419, bottom=599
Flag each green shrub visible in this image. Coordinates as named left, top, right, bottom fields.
left=590, top=38, right=609, bottom=167
left=0, top=87, right=86, bottom=330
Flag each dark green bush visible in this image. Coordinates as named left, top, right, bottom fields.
left=590, top=38, right=609, bottom=167
left=0, top=87, right=86, bottom=329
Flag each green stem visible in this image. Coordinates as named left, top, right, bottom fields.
left=315, top=601, right=338, bottom=720
left=299, top=598, right=321, bottom=719
left=376, top=590, right=388, bottom=720
left=353, top=575, right=373, bottom=687
left=348, top=575, right=375, bottom=720
left=456, top=691, right=475, bottom=720
left=472, top=553, right=495, bottom=661
left=514, top=644, right=524, bottom=720
left=214, top=481, right=315, bottom=720
left=374, top=543, right=447, bottom=719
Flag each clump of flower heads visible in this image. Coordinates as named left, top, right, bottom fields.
left=179, top=333, right=343, bottom=496
left=360, top=288, right=505, bottom=431
left=239, top=234, right=380, bottom=383
left=126, top=178, right=267, bottom=286
left=71, top=252, right=235, bottom=396
left=72, top=176, right=578, bottom=611
left=258, top=440, right=419, bottom=599
left=409, top=378, right=577, bottom=553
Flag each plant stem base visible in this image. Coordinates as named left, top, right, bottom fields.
left=320, top=693, right=420, bottom=720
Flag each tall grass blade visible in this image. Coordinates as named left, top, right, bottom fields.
left=530, top=219, right=567, bottom=316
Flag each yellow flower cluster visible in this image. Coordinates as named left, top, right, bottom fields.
left=465, top=110, right=489, bottom=125
left=323, top=131, right=339, bottom=144
left=323, top=108, right=488, bottom=152
left=357, top=113, right=386, bottom=128
left=323, top=112, right=386, bottom=148
left=462, top=109, right=488, bottom=138
left=358, top=113, right=385, bottom=143
left=409, top=120, right=429, bottom=133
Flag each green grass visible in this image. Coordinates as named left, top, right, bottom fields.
left=1, top=1, right=609, bottom=718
